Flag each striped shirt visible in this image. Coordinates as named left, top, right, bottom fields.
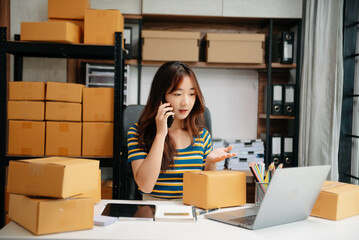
left=127, top=123, right=213, bottom=198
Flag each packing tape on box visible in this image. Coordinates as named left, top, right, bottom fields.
left=58, top=148, right=68, bottom=156
left=94, top=114, right=105, bottom=121
left=59, top=123, right=70, bottom=132
left=22, top=122, right=33, bottom=129
left=321, top=182, right=345, bottom=191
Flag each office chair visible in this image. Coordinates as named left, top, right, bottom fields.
left=120, top=105, right=212, bottom=200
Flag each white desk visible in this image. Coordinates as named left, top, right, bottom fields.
left=0, top=199, right=358, bottom=240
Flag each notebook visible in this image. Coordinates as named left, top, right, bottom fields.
left=205, top=165, right=331, bottom=230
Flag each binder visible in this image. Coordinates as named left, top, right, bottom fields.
left=283, top=84, right=295, bottom=116
left=282, top=136, right=294, bottom=167
left=263, top=84, right=283, bottom=115
left=279, top=31, right=294, bottom=64
left=124, top=26, right=132, bottom=59
left=269, top=135, right=282, bottom=166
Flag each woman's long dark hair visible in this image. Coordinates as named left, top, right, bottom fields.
left=137, top=61, right=205, bottom=171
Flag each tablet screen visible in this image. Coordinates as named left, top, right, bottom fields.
left=101, top=203, right=156, bottom=221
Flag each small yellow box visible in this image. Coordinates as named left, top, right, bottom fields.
left=311, top=181, right=359, bottom=220
left=21, top=22, right=81, bottom=44
left=9, top=82, right=45, bottom=101
left=48, top=0, right=90, bottom=20
left=82, top=122, right=113, bottom=156
left=8, top=120, right=45, bottom=156
left=45, top=102, right=82, bottom=122
left=84, top=9, right=124, bottom=45
left=82, top=88, right=114, bottom=122
left=183, top=171, right=246, bottom=209
left=142, top=30, right=201, bottom=62
left=206, top=33, right=265, bottom=63
left=9, top=194, right=93, bottom=235
left=8, top=101, right=45, bottom=121
left=46, top=82, right=84, bottom=103
left=48, top=19, right=84, bottom=43
left=45, top=121, right=82, bottom=157
left=7, top=157, right=99, bottom=198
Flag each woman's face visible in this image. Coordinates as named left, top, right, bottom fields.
left=165, top=76, right=196, bottom=121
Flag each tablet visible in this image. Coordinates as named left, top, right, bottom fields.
left=101, top=203, right=156, bottom=221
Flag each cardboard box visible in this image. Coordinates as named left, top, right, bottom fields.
left=6, top=214, right=11, bottom=225
left=206, top=33, right=265, bottom=63
left=183, top=171, right=246, bottom=209
left=9, top=194, right=93, bottom=235
left=78, top=170, right=101, bottom=203
left=49, top=19, right=84, bottom=43
left=101, top=180, right=113, bottom=199
left=46, top=82, right=84, bottom=103
left=82, top=122, right=113, bottom=156
left=48, top=0, right=90, bottom=20
left=84, top=9, right=124, bottom=45
left=46, top=121, right=82, bottom=156
left=142, top=30, right=200, bottom=62
left=8, top=101, right=45, bottom=121
left=45, top=102, right=82, bottom=122
left=9, top=82, right=45, bottom=101
left=8, top=120, right=45, bottom=156
left=21, top=22, right=81, bottom=44
left=7, top=157, right=99, bottom=198
left=82, top=88, right=114, bottom=122
left=311, top=181, right=359, bottom=220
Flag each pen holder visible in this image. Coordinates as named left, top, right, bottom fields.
left=254, top=181, right=269, bottom=206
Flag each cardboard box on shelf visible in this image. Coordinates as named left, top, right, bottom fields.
left=206, top=33, right=265, bottom=64
left=45, top=121, right=82, bottom=157
left=84, top=9, right=124, bottom=45
left=21, top=22, right=81, bottom=44
left=82, top=122, right=113, bottom=157
left=9, top=82, right=45, bottom=101
left=48, top=0, right=90, bottom=20
left=8, top=101, right=45, bottom=121
left=142, top=30, right=200, bottom=62
left=48, top=18, right=84, bottom=43
left=45, top=102, right=82, bottom=122
left=46, top=82, right=85, bottom=103
left=8, top=120, right=45, bottom=156
left=183, top=171, right=246, bottom=209
left=9, top=194, right=94, bottom=235
left=82, top=88, right=114, bottom=122
left=7, top=157, right=99, bottom=198
left=101, top=180, right=113, bottom=199
left=311, top=181, right=359, bottom=220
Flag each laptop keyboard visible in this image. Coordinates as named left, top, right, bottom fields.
left=229, top=215, right=257, bottom=226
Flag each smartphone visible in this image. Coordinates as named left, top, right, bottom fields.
left=163, top=98, right=174, bottom=128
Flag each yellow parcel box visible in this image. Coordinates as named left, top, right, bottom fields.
left=9, top=82, right=45, bottom=101
left=46, top=82, right=85, bottom=103
left=183, top=171, right=246, bottom=209
left=7, top=157, right=99, bottom=198
left=48, top=0, right=90, bottom=20
left=9, top=194, right=94, bottom=235
left=311, top=181, right=359, bottom=220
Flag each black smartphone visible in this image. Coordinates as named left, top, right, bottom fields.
left=163, top=98, right=174, bottom=128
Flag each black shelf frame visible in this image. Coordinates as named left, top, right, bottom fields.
left=0, top=27, right=125, bottom=228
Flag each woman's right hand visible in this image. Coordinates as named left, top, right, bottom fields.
left=155, top=102, right=174, bottom=136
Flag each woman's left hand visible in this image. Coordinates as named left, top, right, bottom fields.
left=206, top=145, right=237, bottom=163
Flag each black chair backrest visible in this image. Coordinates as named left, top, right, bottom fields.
left=120, top=105, right=212, bottom=199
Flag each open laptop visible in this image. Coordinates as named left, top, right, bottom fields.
left=205, top=165, right=331, bottom=230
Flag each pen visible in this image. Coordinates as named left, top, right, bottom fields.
left=197, top=208, right=219, bottom=215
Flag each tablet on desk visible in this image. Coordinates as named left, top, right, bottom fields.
left=101, top=203, right=156, bottom=221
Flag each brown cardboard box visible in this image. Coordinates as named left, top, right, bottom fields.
left=206, top=33, right=265, bottom=63
left=82, top=88, right=114, bottom=122
left=48, top=19, right=84, bottom=43
left=84, top=9, right=124, bottom=45
left=9, top=82, right=45, bottom=101
left=8, top=101, right=45, bottom=121
left=45, top=102, right=82, bottom=122
left=21, top=22, right=81, bottom=44
left=7, top=157, right=99, bottom=198
left=101, top=180, right=113, bottom=199
left=183, top=171, right=246, bottom=209
left=311, top=181, right=359, bottom=220
left=48, top=0, right=90, bottom=20
left=46, top=82, right=84, bottom=103
left=46, top=121, right=82, bottom=156
left=9, top=194, right=93, bottom=235
left=8, top=120, right=45, bottom=156
left=142, top=30, right=200, bottom=62
left=82, top=122, right=113, bottom=156
left=78, top=170, right=101, bottom=203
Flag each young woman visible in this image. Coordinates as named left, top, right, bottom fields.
left=127, top=61, right=235, bottom=199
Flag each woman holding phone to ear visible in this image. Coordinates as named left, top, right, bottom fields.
left=127, top=61, right=236, bottom=200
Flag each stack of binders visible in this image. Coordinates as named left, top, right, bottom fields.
left=268, top=135, right=294, bottom=167
left=264, top=84, right=296, bottom=116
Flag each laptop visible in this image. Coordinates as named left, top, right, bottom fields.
left=205, top=165, right=331, bottom=230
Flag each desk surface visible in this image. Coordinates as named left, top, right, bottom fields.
left=0, top=199, right=358, bottom=240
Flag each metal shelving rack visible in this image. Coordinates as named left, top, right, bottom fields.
left=0, top=27, right=125, bottom=228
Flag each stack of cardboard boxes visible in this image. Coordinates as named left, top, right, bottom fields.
left=21, top=0, right=124, bottom=45
left=7, top=157, right=100, bottom=235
